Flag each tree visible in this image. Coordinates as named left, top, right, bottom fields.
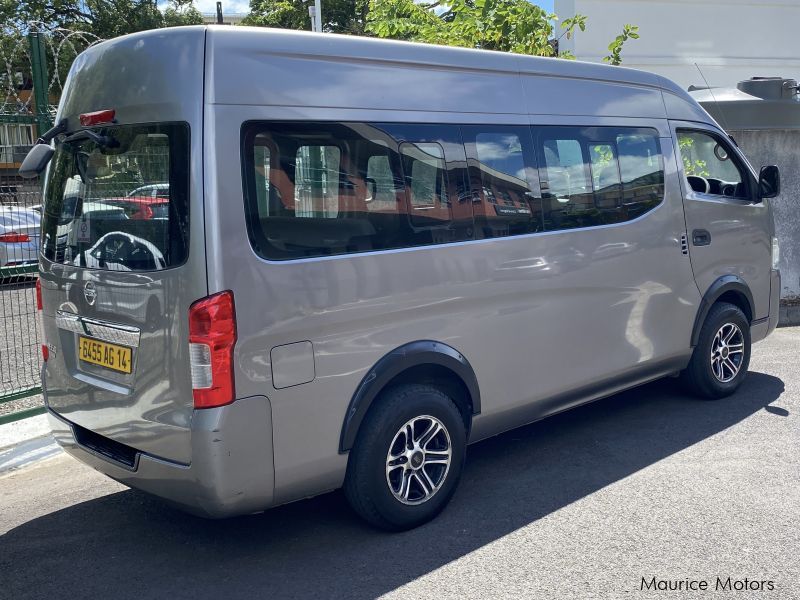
left=1, top=0, right=203, bottom=37
left=243, top=0, right=370, bottom=34
left=244, top=0, right=639, bottom=63
left=0, top=0, right=204, bottom=116
left=365, top=0, right=589, bottom=58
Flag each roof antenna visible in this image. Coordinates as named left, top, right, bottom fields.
left=694, top=62, right=732, bottom=134
left=216, top=2, right=224, bottom=24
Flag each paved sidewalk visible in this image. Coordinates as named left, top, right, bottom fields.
left=0, top=413, right=60, bottom=474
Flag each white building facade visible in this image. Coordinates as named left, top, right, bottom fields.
left=555, top=0, right=800, bottom=90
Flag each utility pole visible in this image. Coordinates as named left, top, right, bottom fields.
left=308, top=0, right=322, bottom=32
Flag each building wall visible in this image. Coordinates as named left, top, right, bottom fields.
left=730, top=130, right=800, bottom=300
left=555, top=0, right=800, bottom=90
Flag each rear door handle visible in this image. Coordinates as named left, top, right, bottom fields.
left=692, top=229, right=711, bottom=246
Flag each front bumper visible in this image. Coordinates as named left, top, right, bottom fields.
left=48, top=395, right=275, bottom=518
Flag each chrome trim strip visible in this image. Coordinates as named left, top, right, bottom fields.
left=55, top=310, right=141, bottom=348
left=71, top=371, right=132, bottom=396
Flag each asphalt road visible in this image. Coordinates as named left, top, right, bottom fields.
left=1, top=328, right=798, bottom=600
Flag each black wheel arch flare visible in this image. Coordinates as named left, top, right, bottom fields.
left=339, top=340, right=481, bottom=453
left=691, top=275, right=756, bottom=347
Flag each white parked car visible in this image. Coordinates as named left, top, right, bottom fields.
left=0, top=206, right=40, bottom=268
left=127, top=183, right=170, bottom=199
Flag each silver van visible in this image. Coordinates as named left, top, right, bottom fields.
left=26, top=26, right=782, bottom=530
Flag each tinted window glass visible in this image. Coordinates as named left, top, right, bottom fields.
left=41, top=122, right=189, bottom=270
left=242, top=122, right=467, bottom=260
left=589, top=143, right=621, bottom=209
left=616, top=132, right=664, bottom=217
left=536, top=126, right=664, bottom=230
left=463, top=126, right=542, bottom=238
left=295, top=145, right=340, bottom=217
left=677, top=130, right=747, bottom=198
left=540, top=134, right=599, bottom=229
left=366, top=153, right=399, bottom=211
left=400, top=142, right=451, bottom=227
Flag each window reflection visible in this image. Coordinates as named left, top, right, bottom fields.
left=537, top=127, right=664, bottom=229
left=464, top=127, right=542, bottom=238
left=41, top=123, right=188, bottom=271
left=243, top=123, right=470, bottom=260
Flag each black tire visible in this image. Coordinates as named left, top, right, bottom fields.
left=344, top=383, right=466, bottom=531
left=682, top=302, right=751, bottom=399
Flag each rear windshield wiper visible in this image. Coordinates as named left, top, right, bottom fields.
left=62, top=128, right=119, bottom=149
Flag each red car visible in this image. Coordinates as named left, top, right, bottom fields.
left=104, top=196, right=170, bottom=220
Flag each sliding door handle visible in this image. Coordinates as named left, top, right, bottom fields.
left=692, top=229, right=711, bottom=246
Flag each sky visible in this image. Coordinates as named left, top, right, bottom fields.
left=188, top=0, right=555, bottom=17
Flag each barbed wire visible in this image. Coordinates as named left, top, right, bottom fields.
left=0, top=23, right=103, bottom=116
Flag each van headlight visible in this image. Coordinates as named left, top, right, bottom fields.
left=772, top=237, right=780, bottom=270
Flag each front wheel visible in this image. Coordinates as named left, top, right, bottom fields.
left=682, top=302, right=751, bottom=399
left=344, top=384, right=466, bottom=531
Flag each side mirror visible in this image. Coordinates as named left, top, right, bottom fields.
left=18, top=143, right=54, bottom=179
left=759, top=165, right=781, bottom=199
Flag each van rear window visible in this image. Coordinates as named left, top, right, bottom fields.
left=41, top=123, right=190, bottom=271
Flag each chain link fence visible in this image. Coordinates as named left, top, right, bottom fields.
left=0, top=25, right=101, bottom=422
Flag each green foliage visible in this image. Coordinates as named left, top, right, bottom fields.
left=1, top=0, right=203, bottom=116
left=365, top=0, right=589, bottom=57
left=243, top=0, right=370, bottom=34
left=2, top=0, right=203, bottom=37
left=678, top=135, right=709, bottom=177
left=361, top=0, right=637, bottom=61
left=602, top=23, right=639, bottom=66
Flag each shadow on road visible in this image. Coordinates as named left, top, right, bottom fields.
left=1, top=372, right=784, bottom=599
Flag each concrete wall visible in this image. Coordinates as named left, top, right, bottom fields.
left=555, top=0, right=800, bottom=90
left=731, top=130, right=800, bottom=300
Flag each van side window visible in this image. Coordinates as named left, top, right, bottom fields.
left=677, top=130, right=747, bottom=199
left=535, top=126, right=665, bottom=231
left=243, top=122, right=470, bottom=260
left=539, top=133, right=601, bottom=229
left=463, top=126, right=542, bottom=238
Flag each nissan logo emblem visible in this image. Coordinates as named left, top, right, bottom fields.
left=83, top=282, right=97, bottom=306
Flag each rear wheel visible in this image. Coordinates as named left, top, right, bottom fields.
left=682, top=302, right=751, bottom=399
left=344, top=384, right=466, bottom=531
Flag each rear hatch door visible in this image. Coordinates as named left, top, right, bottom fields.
left=39, top=28, right=207, bottom=465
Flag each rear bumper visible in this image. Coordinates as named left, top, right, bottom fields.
left=48, top=395, right=275, bottom=518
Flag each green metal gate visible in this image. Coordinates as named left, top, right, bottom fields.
left=0, top=27, right=100, bottom=423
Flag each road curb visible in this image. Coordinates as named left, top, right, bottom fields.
left=0, top=413, right=62, bottom=473
left=0, top=435, right=61, bottom=475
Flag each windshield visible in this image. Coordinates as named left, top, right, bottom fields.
left=41, top=122, right=189, bottom=271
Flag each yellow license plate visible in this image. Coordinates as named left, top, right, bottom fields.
left=78, top=336, right=133, bottom=374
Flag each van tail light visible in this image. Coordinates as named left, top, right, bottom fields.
left=36, top=278, right=47, bottom=361
left=0, top=232, right=30, bottom=243
left=188, top=291, right=237, bottom=409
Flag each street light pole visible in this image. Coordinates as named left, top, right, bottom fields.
left=308, top=0, right=322, bottom=32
